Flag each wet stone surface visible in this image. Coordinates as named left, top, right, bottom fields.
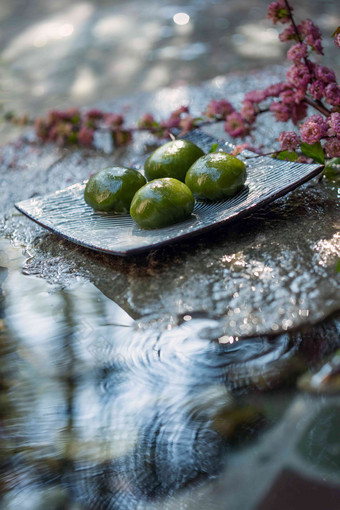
left=1, top=68, right=339, bottom=336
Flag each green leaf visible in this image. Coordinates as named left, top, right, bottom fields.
left=68, top=132, right=78, bottom=144
left=323, top=166, right=338, bottom=180
left=331, top=26, right=340, bottom=38
left=336, top=258, right=340, bottom=274
left=276, top=150, right=299, bottom=162
left=4, top=110, right=15, bottom=121
left=300, top=142, right=325, bottom=164
left=326, top=157, right=340, bottom=167
left=71, top=115, right=80, bottom=125
left=323, top=158, right=340, bottom=181
left=209, top=143, right=219, bottom=153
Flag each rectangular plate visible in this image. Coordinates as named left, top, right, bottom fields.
left=15, top=131, right=323, bottom=256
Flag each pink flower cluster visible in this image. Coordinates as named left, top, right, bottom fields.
left=230, top=143, right=263, bottom=156
left=267, top=0, right=292, bottom=24
left=35, top=107, right=132, bottom=148
left=32, top=2, right=340, bottom=160
left=278, top=112, right=340, bottom=157
left=328, top=112, right=340, bottom=135
left=278, top=131, right=299, bottom=151
left=270, top=0, right=324, bottom=55
left=324, top=112, right=340, bottom=157
left=324, top=138, right=340, bottom=157
left=300, top=115, right=328, bottom=144
left=215, top=2, right=340, bottom=156
left=205, top=99, right=234, bottom=119
left=300, top=19, right=323, bottom=54
left=161, top=106, right=197, bottom=134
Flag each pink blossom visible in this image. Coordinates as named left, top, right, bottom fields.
left=296, top=155, right=311, bottom=164
left=85, top=109, right=104, bottom=120
left=280, top=87, right=307, bottom=107
left=244, top=90, right=266, bottom=103
left=275, top=90, right=307, bottom=119
left=230, top=144, right=248, bottom=156
left=280, top=87, right=308, bottom=106
left=78, top=126, right=94, bottom=147
left=291, top=102, right=307, bottom=124
left=138, top=113, right=155, bottom=128
left=309, top=80, right=326, bottom=100
left=315, top=65, right=336, bottom=84
left=230, top=143, right=262, bottom=156
left=205, top=99, right=234, bottom=119
left=305, top=35, right=323, bottom=55
left=286, top=64, right=311, bottom=89
left=267, top=1, right=292, bottom=24
left=280, top=89, right=298, bottom=104
left=161, top=106, right=190, bottom=128
left=63, top=108, right=81, bottom=121
left=270, top=101, right=291, bottom=122
left=224, top=112, right=249, bottom=137
left=105, top=113, right=124, bottom=127
left=161, top=119, right=178, bottom=129
left=34, top=117, right=48, bottom=140
left=324, top=83, right=340, bottom=106
left=161, top=116, right=181, bottom=129
left=299, top=19, right=321, bottom=39
left=300, top=115, right=328, bottom=144
left=287, top=43, right=307, bottom=62
left=294, top=87, right=308, bottom=103
left=240, top=101, right=256, bottom=122
left=305, top=58, right=316, bottom=73
left=179, top=115, right=195, bottom=133
left=278, top=131, right=300, bottom=151
left=47, top=110, right=62, bottom=125
left=174, top=105, right=189, bottom=115
left=300, top=19, right=323, bottom=55
left=169, top=106, right=189, bottom=120
left=55, top=121, right=72, bottom=137
left=244, top=89, right=266, bottom=103
left=47, top=108, right=79, bottom=123
left=48, top=126, right=57, bottom=141
left=279, top=25, right=297, bottom=42
left=335, top=33, right=340, bottom=49
left=324, top=137, right=340, bottom=157
left=328, top=112, right=340, bottom=135
left=264, top=82, right=289, bottom=98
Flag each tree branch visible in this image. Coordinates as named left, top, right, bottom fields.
left=304, top=96, right=331, bottom=116
left=283, top=0, right=314, bottom=75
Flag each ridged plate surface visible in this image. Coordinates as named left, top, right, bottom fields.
left=15, top=131, right=323, bottom=256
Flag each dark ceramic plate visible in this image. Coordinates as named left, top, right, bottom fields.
left=15, top=130, right=323, bottom=256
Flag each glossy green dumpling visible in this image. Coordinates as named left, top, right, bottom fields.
left=144, top=140, right=205, bottom=182
left=130, top=178, right=195, bottom=229
left=185, top=152, right=246, bottom=200
left=84, top=166, right=146, bottom=212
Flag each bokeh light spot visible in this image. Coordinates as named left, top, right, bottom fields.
left=173, top=12, right=190, bottom=25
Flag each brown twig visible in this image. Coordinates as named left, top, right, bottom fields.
left=304, top=96, right=331, bottom=117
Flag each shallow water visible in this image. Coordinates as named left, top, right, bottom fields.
left=1, top=248, right=340, bottom=509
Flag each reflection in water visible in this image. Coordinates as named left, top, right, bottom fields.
left=1, top=261, right=340, bottom=509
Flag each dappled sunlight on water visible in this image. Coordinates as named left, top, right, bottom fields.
left=1, top=0, right=339, bottom=117
left=1, top=247, right=340, bottom=509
